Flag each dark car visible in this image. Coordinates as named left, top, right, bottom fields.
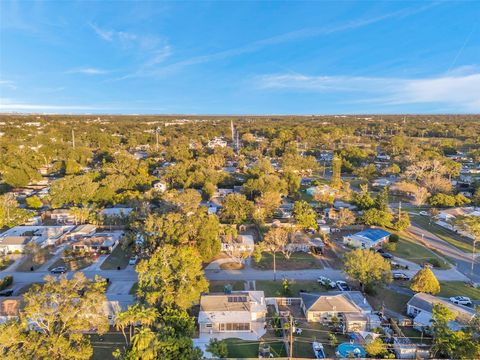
left=0, top=289, right=14, bottom=297
left=380, top=252, right=393, bottom=260
left=50, top=266, right=67, bottom=274
left=392, top=272, right=410, bottom=281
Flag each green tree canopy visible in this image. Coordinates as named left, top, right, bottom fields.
left=410, top=268, right=440, bottom=295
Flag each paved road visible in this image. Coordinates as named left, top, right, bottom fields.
left=408, top=219, right=480, bottom=283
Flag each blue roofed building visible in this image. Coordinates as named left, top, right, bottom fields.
left=343, top=228, right=391, bottom=249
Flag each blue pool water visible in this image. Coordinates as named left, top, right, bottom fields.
left=336, top=342, right=366, bottom=358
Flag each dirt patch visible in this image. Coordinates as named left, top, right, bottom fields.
left=219, top=262, right=244, bottom=270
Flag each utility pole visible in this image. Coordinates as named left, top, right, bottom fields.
left=156, top=127, right=159, bottom=152
left=398, top=201, right=402, bottom=219
left=72, top=129, right=75, bottom=149
left=289, top=315, right=293, bottom=359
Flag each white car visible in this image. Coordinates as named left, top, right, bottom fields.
left=317, top=276, right=336, bottom=289
left=419, top=211, right=429, bottom=216
left=128, top=256, right=138, bottom=265
left=449, top=296, right=472, bottom=306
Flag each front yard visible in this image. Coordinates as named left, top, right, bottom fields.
left=208, top=280, right=246, bottom=293
left=100, top=242, right=133, bottom=270
left=392, top=234, right=451, bottom=269
left=255, top=280, right=326, bottom=297
left=48, top=252, right=96, bottom=271
left=253, top=252, right=323, bottom=270
left=16, top=247, right=54, bottom=272
left=438, top=281, right=480, bottom=300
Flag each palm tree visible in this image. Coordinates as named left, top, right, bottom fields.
left=115, top=304, right=158, bottom=346
left=131, top=327, right=158, bottom=360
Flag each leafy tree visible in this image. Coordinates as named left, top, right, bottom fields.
left=392, top=211, right=411, bottom=231
left=374, top=186, right=389, bottom=211
left=428, top=193, right=471, bottom=207
left=258, top=227, right=292, bottom=281
left=283, top=171, right=301, bottom=195
left=331, top=155, right=342, bottom=189
left=220, top=193, right=254, bottom=224
left=0, top=273, right=108, bottom=360
left=352, top=185, right=374, bottom=210
left=202, top=181, right=216, bottom=200
left=335, top=208, right=356, bottom=228
left=343, top=249, right=392, bottom=290
left=0, top=193, right=31, bottom=228
left=365, top=338, right=386, bottom=357
left=207, top=339, right=228, bottom=358
left=49, top=174, right=99, bottom=208
left=25, top=195, right=43, bottom=209
left=136, top=245, right=209, bottom=309
left=163, top=189, right=202, bottom=214
left=293, top=200, right=317, bottom=230
left=361, top=208, right=393, bottom=228
left=254, top=191, right=282, bottom=223
left=410, top=268, right=440, bottom=294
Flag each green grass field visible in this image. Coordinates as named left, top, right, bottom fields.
left=366, top=287, right=411, bottom=314
left=411, top=215, right=477, bottom=254
left=223, top=338, right=287, bottom=358
left=391, top=234, right=451, bottom=269
left=100, top=243, right=133, bottom=270
left=90, top=332, right=125, bottom=360
left=253, top=252, right=323, bottom=271
left=438, top=281, right=480, bottom=300
left=255, top=280, right=326, bottom=297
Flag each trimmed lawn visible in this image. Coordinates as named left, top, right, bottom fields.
left=365, top=287, right=411, bottom=314
left=16, top=251, right=54, bottom=272
left=438, top=281, right=480, bottom=300
left=411, top=215, right=477, bottom=254
left=90, top=331, right=126, bottom=360
left=400, top=327, right=432, bottom=345
left=219, top=262, right=244, bottom=270
left=293, top=322, right=350, bottom=358
left=256, top=280, right=325, bottom=297
left=208, top=280, right=245, bottom=293
left=48, top=255, right=95, bottom=271
left=391, top=234, right=451, bottom=269
left=224, top=338, right=287, bottom=358
left=253, top=252, right=323, bottom=271
left=100, top=243, right=133, bottom=270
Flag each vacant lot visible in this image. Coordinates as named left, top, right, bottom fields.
left=100, top=243, right=133, bottom=270
left=366, top=287, right=411, bottom=314
left=438, top=281, right=480, bottom=300
left=253, top=252, right=323, bottom=270
left=392, top=234, right=451, bottom=269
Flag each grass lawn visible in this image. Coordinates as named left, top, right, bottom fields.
left=219, top=262, right=244, bottom=270
left=90, top=331, right=126, bottom=360
left=391, top=234, right=451, bottom=269
left=400, top=327, right=432, bottom=345
left=253, top=252, right=323, bottom=271
left=208, top=280, right=245, bottom=293
left=438, top=281, right=480, bottom=300
left=100, top=243, right=133, bottom=270
left=48, top=255, right=95, bottom=271
left=365, top=287, right=411, bottom=314
left=255, top=280, right=325, bottom=297
left=16, top=252, right=54, bottom=272
left=411, top=215, right=477, bottom=254
left=0, top=256, right=14, bottom=271
left=223, top=338, right=287, bottom=358
left=129, top=282, right=138, bottom=295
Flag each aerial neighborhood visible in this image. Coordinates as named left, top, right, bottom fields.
left=0, top=114, right=478, bottom=359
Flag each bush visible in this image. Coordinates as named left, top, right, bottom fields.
left=383, top=242, right=397, bottom=252
left=389, top=233, right=399, bottom=243
left=428, top=258, right=442, bottom=268
left=0, top=275, right=13, bottom=291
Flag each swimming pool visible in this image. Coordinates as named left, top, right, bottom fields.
left=336, top=342, right=366, bottom=358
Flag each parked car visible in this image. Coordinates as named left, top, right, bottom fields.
left=50, top=266, right=67, bottom=274
left=0, top=289, right=14, bottom=297
left=380, top=252, right=393, bottom=260
left=419, top=211, right=429, bottom=216
left=376, top=248, right=385, bottom=254
left=336, top=280, right=351, bottom=291
left=317, top=276, right=336, bottom=289
left=449, top=296, right=472, bottom=306
left=392, top=272, right=410, bottom=280
left=128, top=256, right=138, bottom=265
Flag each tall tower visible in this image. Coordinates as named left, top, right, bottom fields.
left=230, top=120, right=235, bottom=142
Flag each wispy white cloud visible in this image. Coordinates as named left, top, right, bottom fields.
left=66, top=67, right=109, bottom=75
left=0, top=80, right=17, bottom=90
left=137, top=2, right=439, bottom=78
left=256, top=68, right=480, bottom=112
left=0, top=98, right=104, bottom=112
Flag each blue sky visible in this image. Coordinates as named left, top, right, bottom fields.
left=1, top=1, right=479, bottom=114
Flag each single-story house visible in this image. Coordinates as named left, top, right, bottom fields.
left=198, top=291, right=267, bottom=340
left=100, top=207, right=133, bottom=218
left=0, top=236, right=32, bottom=254
left=66, top=224, right=97, bottom=240
left=221, top=234, right=255, bottom=253
left=407, top=293, right=476, bottom=331
left=0, top=297, right=24, bottom=324
left=50, top=209, right=75, bottom=224
left=73, top=235, right=117, bottom=253
left=103, top=296, right=134, bottom=325
left=372, top=178, right=391, bottom=187
left=343, top=228, right=391, bottom=249
left=0, top=225, right=73, bottom=248
left=300, top=291, right=379, bottom=332
left=152, top=181, right=167, bottom=192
